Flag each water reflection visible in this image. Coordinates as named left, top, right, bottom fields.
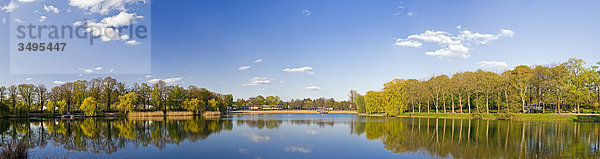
left=352, top=117, right=600, bottom=158
left=1, top=115, right=600, bottom=158
left=0, top=117, right=233, bottom=155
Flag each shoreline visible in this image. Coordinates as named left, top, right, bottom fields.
left=229, top=110, right=357, bottom=114
left=359, top=112, right=600, bottom=122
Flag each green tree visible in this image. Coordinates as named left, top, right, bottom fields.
left=117, top=92, right=137, bottom=115
left=57, top=100, right=68, bottom=115
left=184, top=98, right=205, bottom=115
left=80, top=97, right=101, bottom=116
left=356, top=94, right=365, bottom=113
left=46, top=100, right=56, bottom=115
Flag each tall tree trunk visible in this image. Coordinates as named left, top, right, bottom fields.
left=451, top=95, right=455, bottom=113
left=521, top=93, right=525, bottom=114
left=459, top=94, right=463, bottom=113
left=427, top=101, right=430, bottom=113
left=468, top=94, right=471, bottom=113
left=486, top=93, right=489, bottom=114
left=505, top=89, right=509, bottom=113
left=443, top=95, right=446, bottom=113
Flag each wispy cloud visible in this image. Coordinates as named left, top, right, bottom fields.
left=125, top=40, right=141, bottom=46
left=282, top=66, right=314, bottom=74
left=25, top=78, right=33, bottom=81
left=79, top=67, right=103, bottom=73
left=1, top=1, right=18, bottom=13
left=243, top=77, right=273, bottom=87
left=238, top=66, right=251, bottom=70
left=477, top=61, right=508, bottom=67
left=38, top=16, right=47, bottom=22
left=68, top=0, right=144, bottom=14
left=254, top=59, right=263, bottom=63
left=53, top=81, right=65, bottom=84
left=148, top=77, right=183, bottom=84
left=284, top=145, right=312, bottom=153
left=301, top=8, right=311, bottom=16
left=305, top=86, right=323, bottom=91
left=43, top=5, right=60, bottom=13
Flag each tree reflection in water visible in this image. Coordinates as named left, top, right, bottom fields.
left=0, top=117, right=233, bottom=154
left=2, top=115, right=600, bottom=158
left=351, top=117, right=600, bottom=158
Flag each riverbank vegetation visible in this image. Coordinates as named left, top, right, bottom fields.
left=0, top=77, right=233, bottom=118
left=358, top=58, right=600, bottom=117
left=0, top=77, right=357, bottom=118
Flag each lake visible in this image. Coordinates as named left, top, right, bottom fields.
left=1, top=114, right=600, bottom=158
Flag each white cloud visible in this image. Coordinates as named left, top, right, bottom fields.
left=125, top=40, right=141, bottom=46
left=68, top=0, right=146, bottom=15
left=79, top=66, right=103, bottom=73
left=73, top=21, right=83, bottom=26
left=13, top=18, right=23, bottom=23
left=477, top=61, right=508, bottom=67
left=394, top=39, right=422, bottom=47
left=305, top=86, right=323, bottom=91
left=242, top=133, right=271, bottom=143
left=53, top=81, right=65, bottom=84
left=1, top=1, right=18, bottom=13
left=107, top=68, right=114, bottom=74
left=25, top=78, right=33, bottom=81
left=395, top=28, right=515, bottom=59
left=425, top=43, right=470, bottom=59
left=82, top=12, right=141, bottom=42
left=254, top=59, right=263, bottom=63
left=84, top=69, right=94, bottom=73
left=243, top=77, right=272, bottom=87
left=2, top=17, right=6, bottom=24
left=238, top=66, right=251, bottom=70
left=282, top=67, right=314, bottom=74
left=406, top=12, right=415, bottom=16
left=284, top=145, right=312, bottom=153
left=38, top=16, right=47, bottom=22
left=145, top=74, right=152, bottom=78
left=18, top=0, right=35, bottom=2
left=147, top=77, right=182, bottom=84
left=301, top=8, right=311, bottom=16
left=500, top=29, right=515, bottom=37
left=43, top=5, right=60, bottom=13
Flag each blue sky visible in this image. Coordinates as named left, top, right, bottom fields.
left=1, top=0, right=600, bottom=101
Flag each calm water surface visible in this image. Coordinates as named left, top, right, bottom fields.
left=2, top=114, right=600, bottom=158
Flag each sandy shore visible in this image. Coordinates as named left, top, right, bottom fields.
left=229, top=110, right=357, bottom=114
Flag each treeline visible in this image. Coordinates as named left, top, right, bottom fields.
left=0, top=77, right=233, bottom=117
left=236, top=94, right=356, bottom=110
left=357, top=58, right=600, bottom=116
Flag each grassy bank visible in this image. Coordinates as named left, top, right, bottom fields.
left=361, top=113, right=600, bottom=122
left=229, top=110, right=357, bottom=114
